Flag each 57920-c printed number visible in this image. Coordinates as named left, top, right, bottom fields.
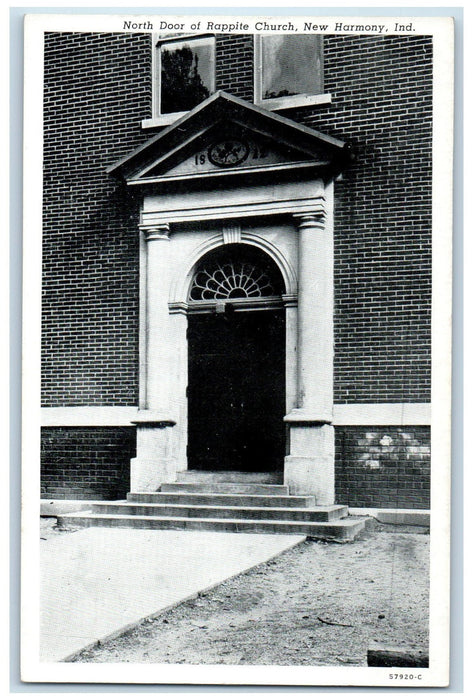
left=388, top=673, right=423, bottom=681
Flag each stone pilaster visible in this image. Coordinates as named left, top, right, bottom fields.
left=130, top=222, right=179, bottom=491
left=292, top=212, right=333, bottom=420
left=284, top=201, right=335, bottom=504
left=141, top=223, right=171, bottom=411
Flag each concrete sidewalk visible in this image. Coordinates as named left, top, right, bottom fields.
left=40, top=526, right=305, bottom=662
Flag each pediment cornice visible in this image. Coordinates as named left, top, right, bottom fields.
left=108, top=91, right=353, bottom=186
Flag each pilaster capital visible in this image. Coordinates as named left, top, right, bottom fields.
left=293, top=212, right=325, bottom=231
left=140, top=223, right=170, bottom=241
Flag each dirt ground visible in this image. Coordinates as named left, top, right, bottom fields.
left=54, top=520, right=429, bottom=667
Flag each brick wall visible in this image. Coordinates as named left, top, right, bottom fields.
left=42, top=32, right=152, bottom=406
left=42, top=33, right=431, bottom=407
left=216, top=35, right=254, bottom=100
left=41, top=427, right=136, bottom=500
left=41, top=33, right=432, bottom=503
left=297, top=35, right=432, bottom=403
left=335, top=426, right=431, bottom=509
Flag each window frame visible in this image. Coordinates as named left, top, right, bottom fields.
left=148, top=33, right=216, bottom=127
left=142, top=32, right=332, bottom=130
left=253, top=34, right=331, bottom=111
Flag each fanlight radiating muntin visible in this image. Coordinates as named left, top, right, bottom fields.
left=189, top=260, right=278, bottom=301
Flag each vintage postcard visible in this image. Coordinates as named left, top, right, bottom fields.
left=21, top=11, right=453, bottom=687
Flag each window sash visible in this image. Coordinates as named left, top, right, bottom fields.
left=154, top=34, right=216, bottom=118
left=254, top=34, right=324, bottom=108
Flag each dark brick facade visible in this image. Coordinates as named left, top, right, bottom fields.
left=305, top=36, right=432, bottom=403
left=335, top=426, right=431, bottom=509
left=42, top=32, right=151, bottom=406
left=42, top=32, right=432, bottom=407
left=216, top=34, right=254, bottom=100
left=40, top=424, right=430, bottom=508
left=41, top=427, right=135, bottom=500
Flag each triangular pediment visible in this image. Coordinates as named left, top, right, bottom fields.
left=108, top=91, right=353, bottom=185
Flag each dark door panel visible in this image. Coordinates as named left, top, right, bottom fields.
left=187, top=310, right=285, bottom=471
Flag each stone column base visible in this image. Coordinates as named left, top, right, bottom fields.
left=130, top=456, right=178, bottom=492
left=284, top=423, right=335, bottom=504
left=130, top=420, right=179, bottom=492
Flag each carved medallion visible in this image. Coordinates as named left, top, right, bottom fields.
left=207, top=139, right=250, bottom=168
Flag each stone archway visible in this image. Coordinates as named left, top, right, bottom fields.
left=130, top=206, right=336, bottom=504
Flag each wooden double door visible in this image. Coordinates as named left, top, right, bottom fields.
left=187, top=309, right=286, bottom=472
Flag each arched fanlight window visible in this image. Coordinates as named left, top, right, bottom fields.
left=188, top=244, right=285, bottom=305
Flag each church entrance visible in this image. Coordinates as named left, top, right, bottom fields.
left=186, top=245, right=286, bottom=472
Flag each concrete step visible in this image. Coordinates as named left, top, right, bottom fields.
left=92, top=502, right=348, bottom=522
left=176, top=471, right=283, bottom=484
left=56, top=512, right=367, bottom=541
left=159, top=482, right=289, bottom=495
left=127, top=492, right=316, bottom=508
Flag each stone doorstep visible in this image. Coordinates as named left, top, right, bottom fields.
left=176, top=470, right=283, bottom=484
left=41, top=499, right=430, bottom=526
left=160, top=482, right=290, bottom=495
left=48, top=485, right=366, bottom=540
left=90, top=501, right=349, bottom=522
left=56, top=511, right=367, bottom=541
left=127, top=491, right=316, bottom=507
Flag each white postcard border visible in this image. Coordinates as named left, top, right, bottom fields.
left=20, top=11, right=454, bottom=687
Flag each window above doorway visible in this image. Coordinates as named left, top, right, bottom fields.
left=254, top=34, right=330, bottom=111
left=151, top=34, right=216, bottom=125
left=143, top=33, right=331, bottom=129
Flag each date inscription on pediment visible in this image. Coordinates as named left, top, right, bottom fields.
left=162, top=134, right=318, bottom=178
